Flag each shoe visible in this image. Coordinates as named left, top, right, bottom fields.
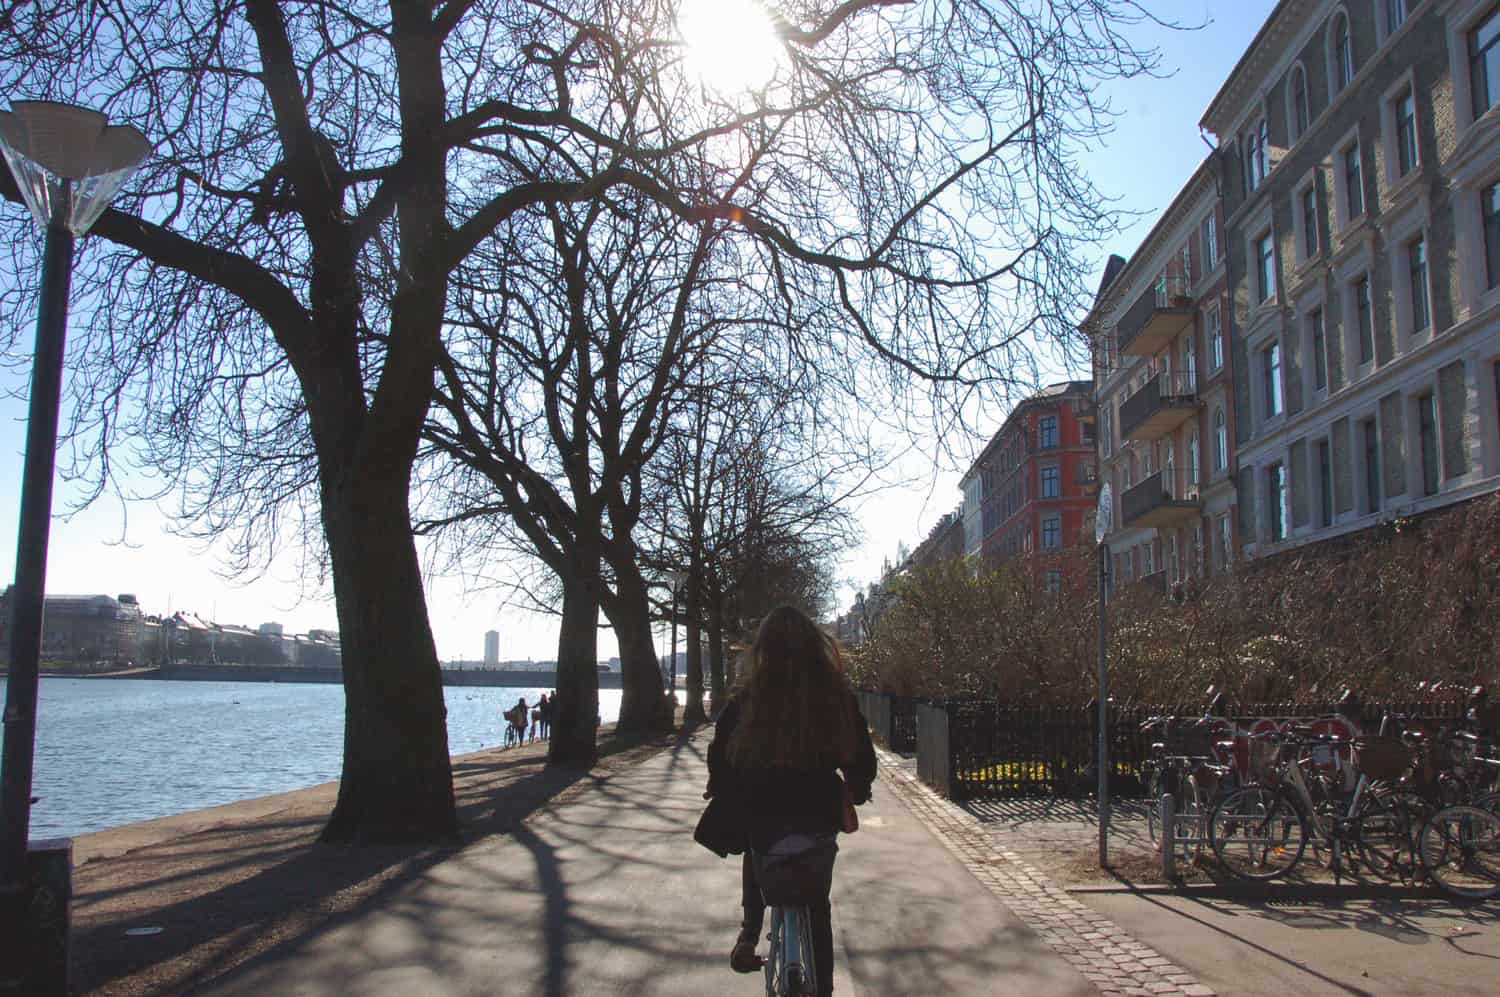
left=730, top=928, right=764, bottom=973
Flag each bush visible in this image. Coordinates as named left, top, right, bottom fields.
left=856, top=494, right=1500, bottom=705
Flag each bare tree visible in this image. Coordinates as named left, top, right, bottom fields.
left=1, top=0, right=1165, bottom=840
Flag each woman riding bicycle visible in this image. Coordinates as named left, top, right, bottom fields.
left=704, top=605, right=876, bottom=997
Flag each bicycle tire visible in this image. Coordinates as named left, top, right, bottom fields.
left=1209, top=786, right=1307, bottom=880
left=1175, top=774, right=1204, bottom=864
left=1352, top=790, right=1423, bottom=882
left=1145, top=769, right=1163, bottom=846
left=1418, top=805, right=1500, bottom=901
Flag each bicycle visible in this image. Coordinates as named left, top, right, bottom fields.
left=752, top=832, right=836, bottom=997
left=1139, top=716, right=1233, bottom=865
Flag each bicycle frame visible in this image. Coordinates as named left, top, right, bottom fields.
left=765, top=905, right=815, bottom=997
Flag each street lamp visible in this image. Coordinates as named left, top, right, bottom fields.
left=0, top=101, right=150, bottom=975
left=664, top=569, right=686, bottom=702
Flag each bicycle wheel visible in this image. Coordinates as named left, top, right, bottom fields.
left=764, top=908, right=781, bottom=996
left=1145, top=768, right=1164, bottom=846
left=1209, top=786, right=1307, bottom=880
left=1352, top=790, right=1424, bottom=882
left=795, top=906, right=818, bottom=997
left=1418, top=806, right=1500, bottom=901
left=1173, top=774, right=1204, bottom=864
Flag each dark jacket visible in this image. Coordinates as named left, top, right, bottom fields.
left=695, top=687, right=877, bottom=857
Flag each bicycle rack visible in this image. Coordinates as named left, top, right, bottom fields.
left=1158, top=794, right=1211, bottom=881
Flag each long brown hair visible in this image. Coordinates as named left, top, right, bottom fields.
left=727, top=605, right=858, bottom=768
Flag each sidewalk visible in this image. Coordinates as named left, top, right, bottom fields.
left=199, top=729, right=1094, bottom=996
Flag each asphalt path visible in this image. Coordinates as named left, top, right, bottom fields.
left=203, top=729, right=1092, bottom=996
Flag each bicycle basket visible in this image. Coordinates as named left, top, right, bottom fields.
left=1353, top=736, right=1412, bottom=782
left=752, top=834, right=838, bottom=907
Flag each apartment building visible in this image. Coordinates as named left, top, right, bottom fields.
left=1202, top=0, right=1500, bottom=556
left=1088, top=160, right=1238, bottom=590
left=958, top=381, right=1096, bottom=587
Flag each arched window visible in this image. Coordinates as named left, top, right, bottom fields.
left=1214, top=408, right=1228, bottom=471
left=1290, top=65, right=1310, bottom=140
left=1331, top=13, right=1354, bottom=94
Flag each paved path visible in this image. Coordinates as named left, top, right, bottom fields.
left=202, top=731, right=1094, bottom=996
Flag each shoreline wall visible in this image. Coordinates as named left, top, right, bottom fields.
left=31, top=662, right=627, bottom=689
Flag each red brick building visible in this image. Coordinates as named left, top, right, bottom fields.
left=961, top=381, right=1097, bottom=588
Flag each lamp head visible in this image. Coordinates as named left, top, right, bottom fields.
left=0, top=101, right=151, bottom=235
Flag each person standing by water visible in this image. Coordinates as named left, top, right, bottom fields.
left=537, top=692, right=552, bottom=740
left=698, top=605, right=875, bottom=997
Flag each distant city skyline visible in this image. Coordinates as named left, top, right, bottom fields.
left=0, top=1, right=1272, bottom=661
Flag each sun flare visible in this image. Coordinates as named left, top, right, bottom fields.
left=677, top=0, right=786, bottom=96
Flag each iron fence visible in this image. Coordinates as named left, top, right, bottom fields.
left=886, top=696, right=1475, bottom=802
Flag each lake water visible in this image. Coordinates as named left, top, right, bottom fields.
left=28, top=677, right=623, bottom=839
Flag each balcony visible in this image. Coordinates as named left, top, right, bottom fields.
left=1121, top=469, right=1202, bottom=530
left=1120, top=370, right=1199, bottom=442
left=1071, top=396, right=1096, bottom=424
left=1117, top=273, right=1194, bottom=357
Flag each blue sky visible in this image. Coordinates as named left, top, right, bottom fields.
left=0, top=1, right=1276, bottom=663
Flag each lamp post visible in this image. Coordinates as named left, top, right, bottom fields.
left=1094, top=482, right=1114, bottom=868
left=664, top=569, right=685, bottom=703
left=0, top=102, right=150, bottom=968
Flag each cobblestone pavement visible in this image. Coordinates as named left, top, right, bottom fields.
left=876, top=746, right=1217, bottom=997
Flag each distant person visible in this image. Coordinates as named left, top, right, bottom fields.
left=537, top=692, right=552, bottom=740
left=508, top=697, right=529, bottom=746
left=530, top=701, right=542, bottom=742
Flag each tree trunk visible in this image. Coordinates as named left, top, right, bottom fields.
left=604, top=569, right=670, bottom=735
left=683, top=562, right=706, bottom=725
left=320, top=463, right=456, bottom=844
left=707, top=577, right=726, bottom=714
left=549, top=571, right=601, bottom=767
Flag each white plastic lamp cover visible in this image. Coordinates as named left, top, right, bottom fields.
left=0, top=100, right=151, bottom=235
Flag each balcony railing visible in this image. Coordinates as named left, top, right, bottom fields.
left=1120, top=370, right=1199, bottom=442
left=1121, top=468, right=1202, bottom=530
left=1117, top=273, right=1194, bottom=357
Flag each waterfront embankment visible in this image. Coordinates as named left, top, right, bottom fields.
left=7, top=662, right=625, bottom=688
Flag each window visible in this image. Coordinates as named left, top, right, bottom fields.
left=1471, top=5, right=1500, bottom=119
left=1333, top=13, right=1354, bottom=93
left=1041, top=465, right=1060, bottom=498
left=1356, top=273, right=1374, bottom=365
left=1387, top=0, right=1408, bottom=36
left=1142, top=543, right=1154, bottom=576
left=1362, top=417, right=1381, bottom=514
left=1344, top=142, right=1364, bottom=218
left=1168, top=535, right=1180, bottom=583
left=1100, top=405, right=1113, bottom=458
left=1044, top=570, right=1062, bottom=594
left=1187, top=430, right=1200, bottom=490
left=1409, top=237, right=1430, bottom=332
left=1214, top=407, right=1228, bottom=471
left=1038, top=414, right=1059, bottom=449
left=1291, top=66, right=1310, bottom=140
left=1419, top=393, right=1440, bottom=496
left=1184, top=335, right=1197, bottom=390
left=1193, top=524, right=1205, bottom=575
left=1395, top=88, right=1418, bottom=177
left=1310, top=307, right=1328, bottom=390
left=1301, top=186, right=1319, bottom=258
left=1202, top=212, right=1218, bottom=271
left=1218, top=513, right=1233, bottom=569
left=1264, top=340, right=1284, bottom=417
left=1042, top=515, right=1061, bottom=550
left=1208, top=306, right=1224, bottom=370
left=1317, top=439, right=1333, bottom=528
left=1256, top=231, right=1276, bottom=302
left=1268, top=462, right=1287, bottom=541
left=1485, top=181, right=1500, bottom=290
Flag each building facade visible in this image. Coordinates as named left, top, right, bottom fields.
left=0, top=592, right=146, bottom=666
left=1089, top=162, right=1239, bottom=590
left=1203, top=0, right=1500, bottom=558
left=959, top=381, right=1097, bottom=585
